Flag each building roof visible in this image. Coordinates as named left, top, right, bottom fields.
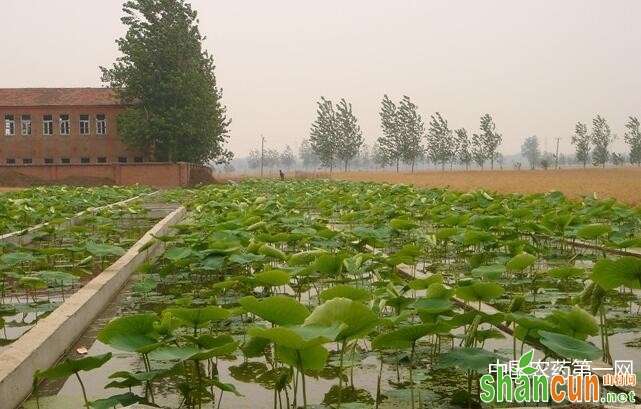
left=0, top=88, right=120, bottom=107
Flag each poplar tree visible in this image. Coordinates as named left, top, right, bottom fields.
left=309, top=97, right=337, bottom=173
left=454, top=128, right=472, bottom=170
left=377, top=95, right=402, bottom=171
left=335, top=98, right=364, bottom=171
left=426, top=112, right=453, bottom=171
left=624, top=116, right=641, bottom=166
left=101, top=0, right=231, bottom=164
left=397, top=96, right=425, bottom=172
left=571, top=122, right=591, bottom=167
left=478, top=114, right=502, bottom=169
left=521, top=136, right=541, bottom=170
left=591, top=115, right=613, bottom=168
left=471, top=133, right=485, bottom=168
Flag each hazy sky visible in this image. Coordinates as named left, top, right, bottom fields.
left=2, top=0, right=641, bottom=157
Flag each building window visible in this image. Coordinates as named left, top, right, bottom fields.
left=4, top=115, right=15, bottom=136
left=59, top=114, right=70, bottom=135
left=81, top=157, right=90, bottom=164
left=118, top=156, right=127, bottom=163
left=61, top=158, right=70, bottom=164
left=97, top=157, right=107, bottom=163
left=96, top=114, right=106, bottom=135
left=22, top=158, right=32, bottom=165
left=79, top=114, right=90, bottom=135
left=43, top=114, right=53, bottom=135
left=5, top=158, right=15, bottom=164
left=44, top=158, right=54, bottom=164
left=134, top=156, right=143, bottom=163
left=21, top=115, right=32, bottom=136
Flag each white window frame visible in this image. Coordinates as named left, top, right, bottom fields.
left=21, top=114, right=32, bottom=136
left=4, top=114, right=15, bottom=136
left=59, top=114, right=70, bottom=135
left=43, top=114, right=53, bottom=135
left=96, top=114, right=107, bottom=135
left=79, top=114, right=90, bottom=135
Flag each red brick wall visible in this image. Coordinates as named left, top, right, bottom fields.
left=0, top=106, right=149, bottom=164
left=0, top=163, right=201, bottom=187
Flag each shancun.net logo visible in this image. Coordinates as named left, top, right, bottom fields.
left=479, top=350, right=637, bottom=404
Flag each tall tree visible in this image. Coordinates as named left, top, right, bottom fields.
left=624, top=116, right=641, bottom=166
left=426, top=112, right=453, bottom=171
left=335, top=98, right=364, bottom=171
left=397, top=96, right=425, bottom=173
left=591, top=115, right=613, bottom=168
left=309, top=97, right=338, bottom=173
left=471, top=132, right=485, bottom=168
left=520, top=135, right=541, bottom=170
left=571, top=122, right=591, bottom=167
left=101, top=0, right=231, bottom=164
left=377, top=95, right=402, bottom=171
left=454, top=128, right=472, bottom=170
left=477, top=114, right=502, bottom=169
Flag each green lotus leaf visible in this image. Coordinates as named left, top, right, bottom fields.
left=455, top=281, right=504, bottom=302
left=240, top=295, right=309, bottom=325
left=253, top=270, right=291, bottom=287
left=506, top=253, right=536, bottom=272
left=319, top=285, right=371, bottom=302
left=372, top=324, right=446, bottom=350
left=471, top=264, right=506, bottom=281
left=439, top=348, right=504, bottom=372
left=538, top=330, right=602, bottom=360
left=36, top=352, right=112, bottom=380
left=304, top=297, right=378, bottom=341
left=85, top=242, right=126, bottom=258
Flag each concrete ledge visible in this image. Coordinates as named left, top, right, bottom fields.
left=0, top=190, right=159, bottom=245
left=0, top=204, right=186, bottom=409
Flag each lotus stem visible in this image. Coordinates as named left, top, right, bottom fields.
left=74, top=372, right=90, bottom=408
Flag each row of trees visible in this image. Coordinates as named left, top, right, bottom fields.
left=307, top=95, right=504, bottom=173
left=309, top=98, right=364, bottom=172
left=246, top=145, right=296, bottom=171
left=571, top=116, right=641, bottom=167
left=258, top=99, right=641, bottom=173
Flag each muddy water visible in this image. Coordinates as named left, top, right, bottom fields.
left=0, top=214, right=159, bottom=352
left=23, top=274, right=473, bottom=409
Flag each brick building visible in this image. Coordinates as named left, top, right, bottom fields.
left=0, top=88, right=149, bottom=165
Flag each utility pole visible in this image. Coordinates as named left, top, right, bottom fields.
left=260, top=135, right=265, bottom=177
left=555, top=137, right=561, bottom=169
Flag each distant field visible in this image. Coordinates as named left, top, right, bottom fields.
left=0, top=187, right=23, bottom=192
left=286, top=167, right=641, bottom=205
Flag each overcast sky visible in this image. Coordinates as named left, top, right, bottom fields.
left=2, top=0, right=640, bottom=157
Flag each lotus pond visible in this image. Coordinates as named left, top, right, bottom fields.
left=20, top=180, right=641, bottom=408
left=0, top=195, right=161, bottom=350
left=0, top=186, right=151, bottom=236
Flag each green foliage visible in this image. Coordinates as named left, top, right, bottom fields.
left=572, top=121, right=591, bottom=167
left=591, top=115, right=614, bottom=168
left=426, top=112, right=454, bottom=170
left=538, top=330, right=602, bottom=360
left=624, top=116, right=641, bottom=165
left=240, top=295, right=310, bottom=325
left=101, top=0, right=231, bottom=163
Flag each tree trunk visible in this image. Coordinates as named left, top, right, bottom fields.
left=344, top=160, right=348, bottom=172
left=396, top=158, right=399, bottom=173
left=411, top=159, right=415, bottom=173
